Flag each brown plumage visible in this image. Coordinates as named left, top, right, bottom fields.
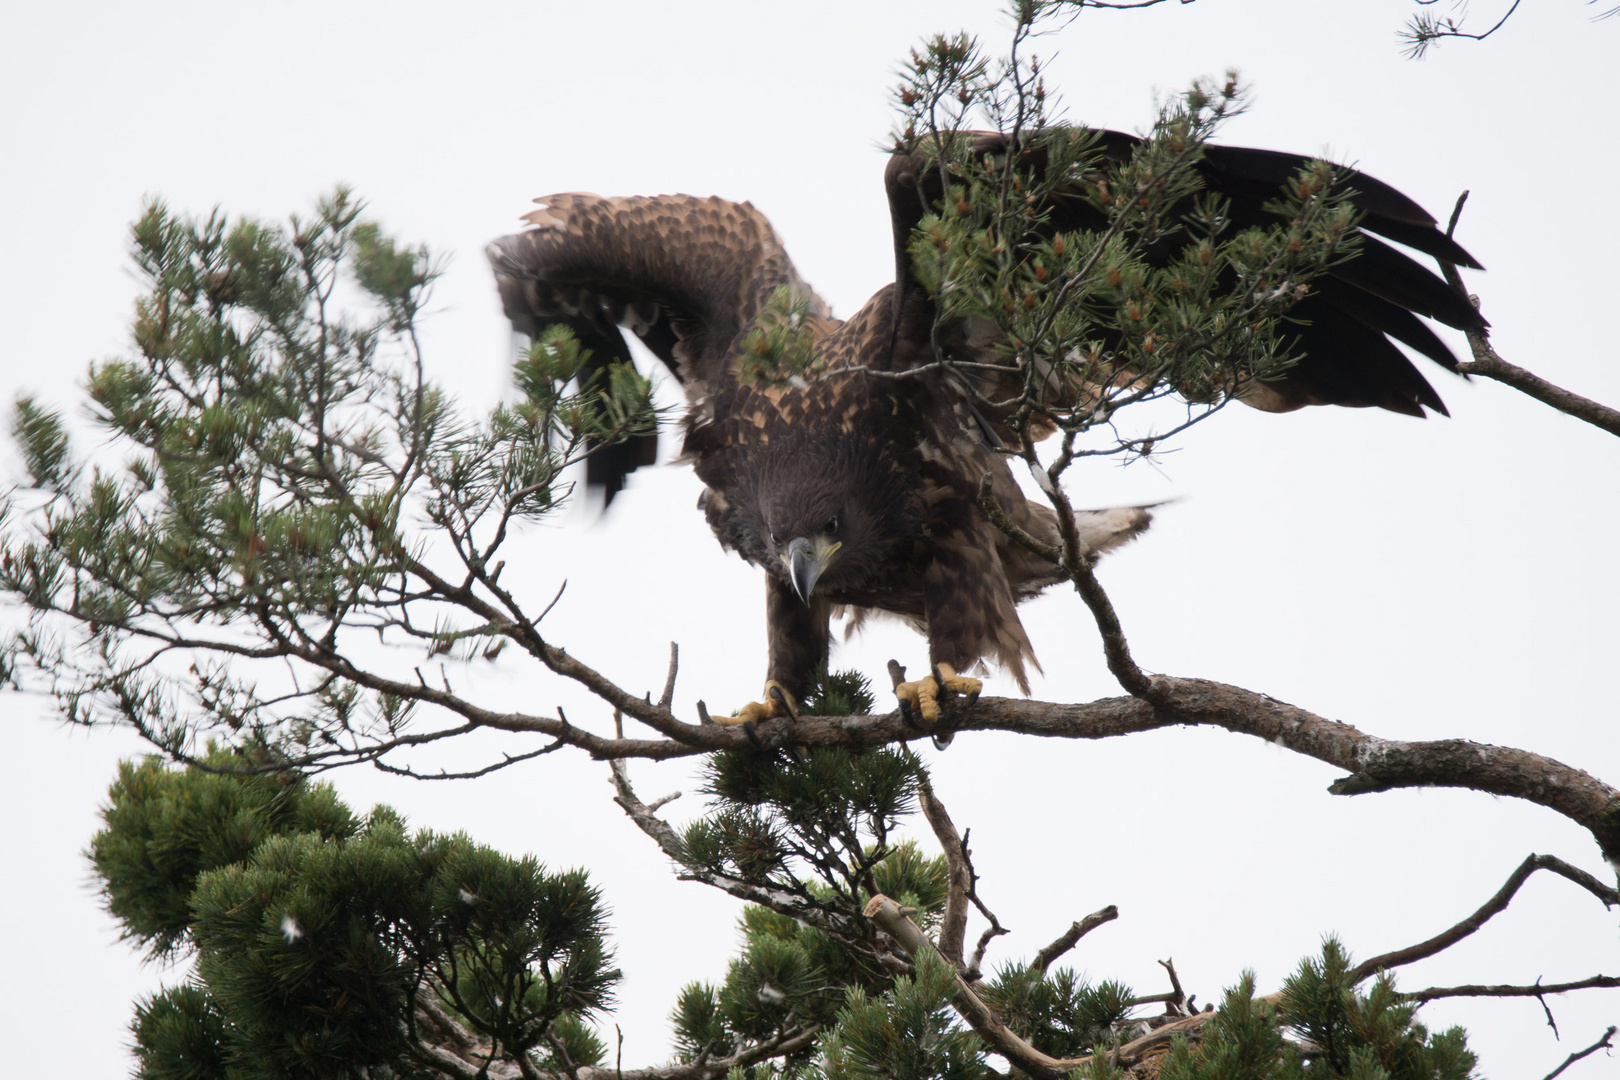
left=487, top=132, right=1484, bottom=705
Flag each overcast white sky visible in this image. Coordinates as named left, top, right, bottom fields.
left=3, top=1, right=1618, bottom=1075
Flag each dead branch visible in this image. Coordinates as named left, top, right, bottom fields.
left=1404, top=974, right=1620, bottom=1004
left=1348, top=854, right=1620, bottom=983
left=658, top=642, right=679, bottom=710
left=1438, top=194, right=1620, bottom=438
left=967, top=909, right=1009, bottom=983
left=950, top=682, right=1620, bottom=864
left=1153, top=957, right=1190, bottom=1013
left=916, top=768, right=973, bottom=965
left=1030, top=907, right=1120, bottom=974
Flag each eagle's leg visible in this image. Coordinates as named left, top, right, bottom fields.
left=892, top=506, right=1029, bottom=727
left=717, top=575, right=831, bottom=726
left=894, top=663, right=982, bottom=728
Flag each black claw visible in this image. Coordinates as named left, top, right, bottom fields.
left=742, top=719, right=763, bottom=747
left=767, top=683, right=799, bottom=720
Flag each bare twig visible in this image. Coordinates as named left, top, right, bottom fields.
left=1542, top=1025, right=1616, bottom=1080
left=1348, top=854, right=1620, bottom=984
left=1404, top=974, right=1620, bottom=1004
left=1401, top=0, right=1524, bottom=58
left=607, top=755, right=860, bottom=940
left=645, top=791, right=682, bottom=813
left=1439, top=194, right=1620, bottom=438
left=967, top=910, right=1009, bottom=982
left=658, top=642, right=679, bottom=710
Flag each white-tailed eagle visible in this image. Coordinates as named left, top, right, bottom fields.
left=487, top=130, right=1483, bottom=724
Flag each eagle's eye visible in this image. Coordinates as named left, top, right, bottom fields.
left=825, top=516, right=839, bottom=535
left=770, top=531, right=781, bottom=547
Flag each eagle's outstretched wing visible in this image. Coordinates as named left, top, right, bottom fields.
left=486, top=193, right=829, bottom=502
left=881, top=130, right=1488, bottom=430
left=487, top=133, right=1490, bottom=717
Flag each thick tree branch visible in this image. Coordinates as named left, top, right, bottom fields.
left=451, top=673, right=1620, bottom=868
left=945, top=681, right=1620, bottom=863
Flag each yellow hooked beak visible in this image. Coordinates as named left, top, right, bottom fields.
left=784, top=535, right=841, bottom=603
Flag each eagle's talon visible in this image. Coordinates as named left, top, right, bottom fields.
left=766, top=682, right=800, bottom=720
left=895, top=662, right=982, bottom=728
left=897, top=695, right=922, bottom=731
left=717, top=681, right=799, bottom=727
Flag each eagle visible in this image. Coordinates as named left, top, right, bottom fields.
left=487, top=130, right=1483, bottom=725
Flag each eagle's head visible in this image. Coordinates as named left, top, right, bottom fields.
left=696, top=406, right=924, bottom=605
left=759, top=482, right=910, bottom=604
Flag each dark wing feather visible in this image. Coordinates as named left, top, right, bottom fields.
left=487, top=193, right=827, bottom=501
left=884, top=130, right=1487, bottom=421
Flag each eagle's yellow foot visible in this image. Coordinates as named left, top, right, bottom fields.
left=895, top=663, right=981, bottom=728
left=716, top=681, right=800, bottom=726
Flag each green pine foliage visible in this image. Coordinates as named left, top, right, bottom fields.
left=797, top=664, right=879, bottom=719
left=980, top=963, right=1137, bottom=1058
left=93, top=756, right=617, bottom=1079
left=822, top=950, right=990, bottom=1080
left=672, top=677, right=960, bottom=1071
left=90, top=749, right=357, bottom=959
left=686, top=741, right=918, bottom=903
left=1157, top=940, right=1477, bottom=1080
left=131, top=984, right=230, bottom=1080
left=10, top=394, right=72, bottom=490
left=1277, top=938, right=1476, bottom=1080
left=894, top=12, right=1363, bottom=462
left=738, top=286, right=827, bottom=386
left=0, top=187, right=657, bottom=764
